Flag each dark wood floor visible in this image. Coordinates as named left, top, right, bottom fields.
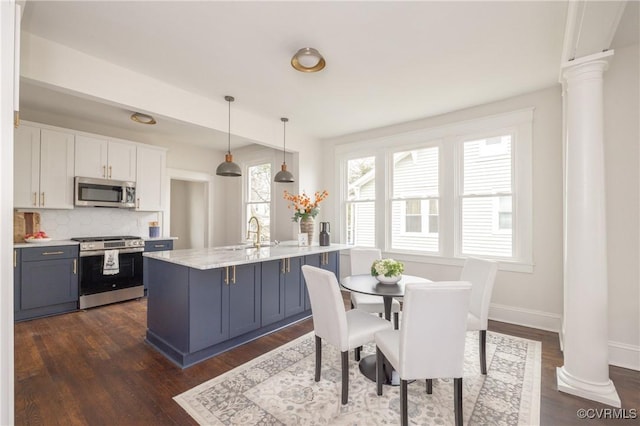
left=14, top=296, right=639, bottom=425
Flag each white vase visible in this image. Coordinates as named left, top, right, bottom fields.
left=376, top=274, right=401, bottom=284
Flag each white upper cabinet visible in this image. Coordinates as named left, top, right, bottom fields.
left=14, top=125, right=75, bottom=209
left=135, top=145, right=166, bottom=212
left=75, top=135, right=136, bottom=181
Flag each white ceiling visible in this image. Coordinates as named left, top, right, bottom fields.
left=16, top=1, right=636, bottom=149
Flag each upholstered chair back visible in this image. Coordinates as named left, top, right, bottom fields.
left=301, top=265, right=349, bottom=351
left=460, top=257, right=498, bottom=329
left=398, top=282, right=471, bottom=380
left=350, top=248, right=382, bottom=275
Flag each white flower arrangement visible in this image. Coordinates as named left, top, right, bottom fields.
left=371, top=258, right=404, bottom=278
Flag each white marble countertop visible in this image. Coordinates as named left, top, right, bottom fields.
left=143, top=241, right=352, bottom=270
left=14, top=240, right=79, bottom=249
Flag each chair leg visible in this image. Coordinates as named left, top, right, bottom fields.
left=479, top=329, right=487, bottom=374
left=426, top=378, right=433, bottom=394
left=400, top=379, right=408, bottom=426
left=393, top=312, right=399, bottom=330
left=315, top=335, right=321, bottom=382
left=355, top=346, right=362, bottom=361
left=341, top=351, right=349, bottom=405
left=454, top=377, right=463, bottom=426
left=376, top=347, right=384, bottom=396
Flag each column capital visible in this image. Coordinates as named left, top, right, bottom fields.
left=561, top=50, right=614, bottom=82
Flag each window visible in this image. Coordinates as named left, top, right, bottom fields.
left=460, top=135, right=512, bottom=257
left=246, top=163, right=271, bottom=242
left=345, top=157, right=375, bottom=247
left=336, top=108, right=532, bottom=270
left=391, top=147, right=439, bottom=252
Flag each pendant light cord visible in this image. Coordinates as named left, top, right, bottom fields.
left=281, top=117, right=288, bottom=165
left=227, top=99, right=231, bottom=155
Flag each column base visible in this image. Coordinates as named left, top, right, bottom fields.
left=556, top=366, right=621, bottom=407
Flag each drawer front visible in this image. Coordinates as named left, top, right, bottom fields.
left=145, top=240, right=174, bottom=252
left=22, top=245, right=79, bottom=261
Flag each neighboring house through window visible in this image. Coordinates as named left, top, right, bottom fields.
left=345, top=156, right=375, bottom=247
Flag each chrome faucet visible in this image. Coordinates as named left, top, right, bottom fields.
left=247, top=216, right=261, bottom=248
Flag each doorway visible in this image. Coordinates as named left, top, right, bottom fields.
left=168, top=170, right=211, bottom=250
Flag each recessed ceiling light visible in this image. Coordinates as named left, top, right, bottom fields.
left=130, top=112, right=157, bottom=125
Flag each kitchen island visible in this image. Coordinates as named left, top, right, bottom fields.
left=143, top=242, right=350, bottom=368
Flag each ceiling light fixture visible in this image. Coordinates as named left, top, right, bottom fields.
left=274, top=117, right=295, bottom=183
left=291, top=47, right=326, bottom=73
left=216, top=95, right=242, bottom=177
left=130, top=112, right=156, bottom=125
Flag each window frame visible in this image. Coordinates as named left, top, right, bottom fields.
left=342, top=154, right=378, bottom=247
left=335, top=108, right=533, bottom=273
left=243, top=160, right=272, bottom=243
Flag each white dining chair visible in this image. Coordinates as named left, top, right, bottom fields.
left=301, top=265, right=392, bottom=405
left=350, top=248, right=401, bottom=330
left=374, top=281, right=471, bottom=426
left=460, top=257, right=498, bottom=375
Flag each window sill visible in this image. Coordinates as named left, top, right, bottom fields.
left=375, top=250, right=534, bottom=273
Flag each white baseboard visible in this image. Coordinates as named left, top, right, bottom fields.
left=497, top=307, right=639, bottom=371
left=608, top=340, right=640, bottom=371
left=489, top=302, right=562, bottom=332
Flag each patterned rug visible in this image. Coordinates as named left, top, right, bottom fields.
left=174, top=331, right=541, bottom=425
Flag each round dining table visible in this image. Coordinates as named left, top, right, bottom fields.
left=340, top=273, right=431, bottom=384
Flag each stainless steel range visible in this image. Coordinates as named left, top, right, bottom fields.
left=71, top=235, right=145, bottom=309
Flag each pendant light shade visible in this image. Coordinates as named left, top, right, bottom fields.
left=274, top=117, right=295, bottom=183
left=216, top=95, right=242, bottom=177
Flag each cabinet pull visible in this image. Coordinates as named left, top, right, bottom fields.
left=14, top=250, right=17, bottom=268
left=286, top=258, right=291, bottom=273
left=41, top=192, right=45, bottom=207
left=224, top=267, right=229, bottom=285
left=109, top=165, right=112, bottom=179
left=281, top=259, right=286, bottom=274
left=73, top=258, right=77, bottom=274
left=232, top=265, right=236, bottom=284
left=42, top=251, right=64, bottom=256
left=154, top=244, right=165, bottom=248
left=33, top=192, right=37, bottom=206
left=136, top=198, right=140, bottom=209
left=103, top=165, right=106, bottom=178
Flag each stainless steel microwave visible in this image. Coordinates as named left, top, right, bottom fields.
left=74, top=177, right=136, bottom=208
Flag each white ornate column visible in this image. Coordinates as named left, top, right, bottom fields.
left=557, top=51, right=620, bottom=407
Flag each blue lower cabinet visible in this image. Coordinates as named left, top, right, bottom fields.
left=14, top=249, right=21, bottom=314
left=283, top=257, right=304, bottom=317
left=143, top=239, right=174, bottom=293
left=16, top=245, right=79, bottom=321
left=145, top=252, right=340, bottom=368
left=228, top=264, right=260, bottom=338
left=261, top=260, right=285, bottom=326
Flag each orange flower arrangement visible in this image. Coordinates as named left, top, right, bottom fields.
left=283, top=189, right=329, bottom=222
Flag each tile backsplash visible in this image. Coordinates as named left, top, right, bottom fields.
left=25, top=209, right=162, bottom=240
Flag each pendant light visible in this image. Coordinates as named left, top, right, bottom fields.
left=274, top=117, right=295, bottom=183
left=216, top=95, right=242, bottom=177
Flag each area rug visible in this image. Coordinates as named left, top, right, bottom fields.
left=174, top=331, right=541, bottom=425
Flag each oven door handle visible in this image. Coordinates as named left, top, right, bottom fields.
left=79, top=248, right=144, bottom=257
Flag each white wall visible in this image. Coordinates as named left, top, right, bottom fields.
left=0, top=2, right=16, bottom=423
left=170, top=180, right=206, bottom=250
left=327, top=86, right=565, bottom=331
left=603, top=44, right=639, bottom=369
